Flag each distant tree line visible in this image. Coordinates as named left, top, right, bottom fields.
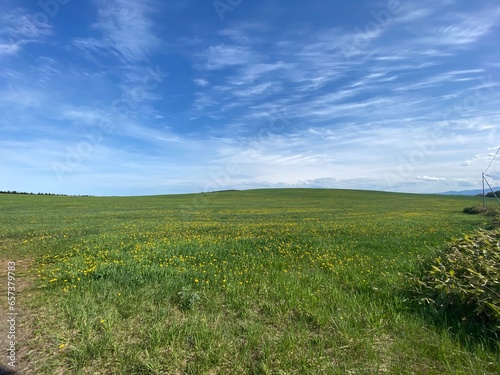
left=0, top=191, right=92, bottom=197
left=485, top=191, right=500, bottom=198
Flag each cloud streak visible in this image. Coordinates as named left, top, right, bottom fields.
left=71, top=0, right=160, bottom=67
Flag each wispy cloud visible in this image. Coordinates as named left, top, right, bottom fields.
left=194, top=78, right=209, bottom=87
left=202, top=45, right=255, bottom=70
left=416, top=176, right=446, bottom=182
left=0, top=7, right=51, bottom=55
left=2, top=1, right=500, bottom=195
left=0, top=43, right=20, bottom=56
left=73, top=0, right=160, bottom=63
left=428, top=7, right=500, bottom=46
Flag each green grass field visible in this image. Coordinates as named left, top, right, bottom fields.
left=1, top=189, right=498, bottom=374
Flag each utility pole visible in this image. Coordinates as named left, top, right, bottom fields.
left=482, top=172, right=485, bottom=208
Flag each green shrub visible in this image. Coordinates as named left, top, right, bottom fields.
left=484, top=206, right=500, bottom=217
left=463, top=204, right=500, bottom=217
left=463, top=205, right=487, bottom=214
left=412, top=229, right=500, bottom=331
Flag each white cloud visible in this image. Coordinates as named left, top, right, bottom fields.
left=203, top=45, right=254, bottom=70
left=61, top=108, right=110, bottom=126
left=416, top=176, right=446, bottom=182
left=194, top=78, right=209, bottom=87
left=0, top=9, right=52, bottom=39
left=234, top=62, right=290, bottom=84
left=425, top=7, right=500, bottom=46
left=0, top=43, right=20, bottom=55
left=0, top=87, right=45, bottom=108
left=233, top=82, right=278, bottom=98
left=73, top=0, right=159, bottom=62
left=0, top=8, right=51, bottom=56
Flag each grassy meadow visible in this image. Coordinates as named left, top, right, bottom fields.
left=0, top=189, right=499, bottom=374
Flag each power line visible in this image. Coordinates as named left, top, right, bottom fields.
left=484, top=145, right=500, bottom=174
left=482, top=146, right=500, bottom=208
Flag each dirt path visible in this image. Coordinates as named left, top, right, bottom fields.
left=0, top=244, right=37, bottom=375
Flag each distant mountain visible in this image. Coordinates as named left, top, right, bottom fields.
left=439, top=188, right=500, bottom=196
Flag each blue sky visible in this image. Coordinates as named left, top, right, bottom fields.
left=1, top=0, right=500, bottom=196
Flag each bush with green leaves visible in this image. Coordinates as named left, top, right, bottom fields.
left=463, top=205, right=487, bottom=214
left=412, top=229, right=500, bottom=331
left=463, top=204, right=500, bottom=217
